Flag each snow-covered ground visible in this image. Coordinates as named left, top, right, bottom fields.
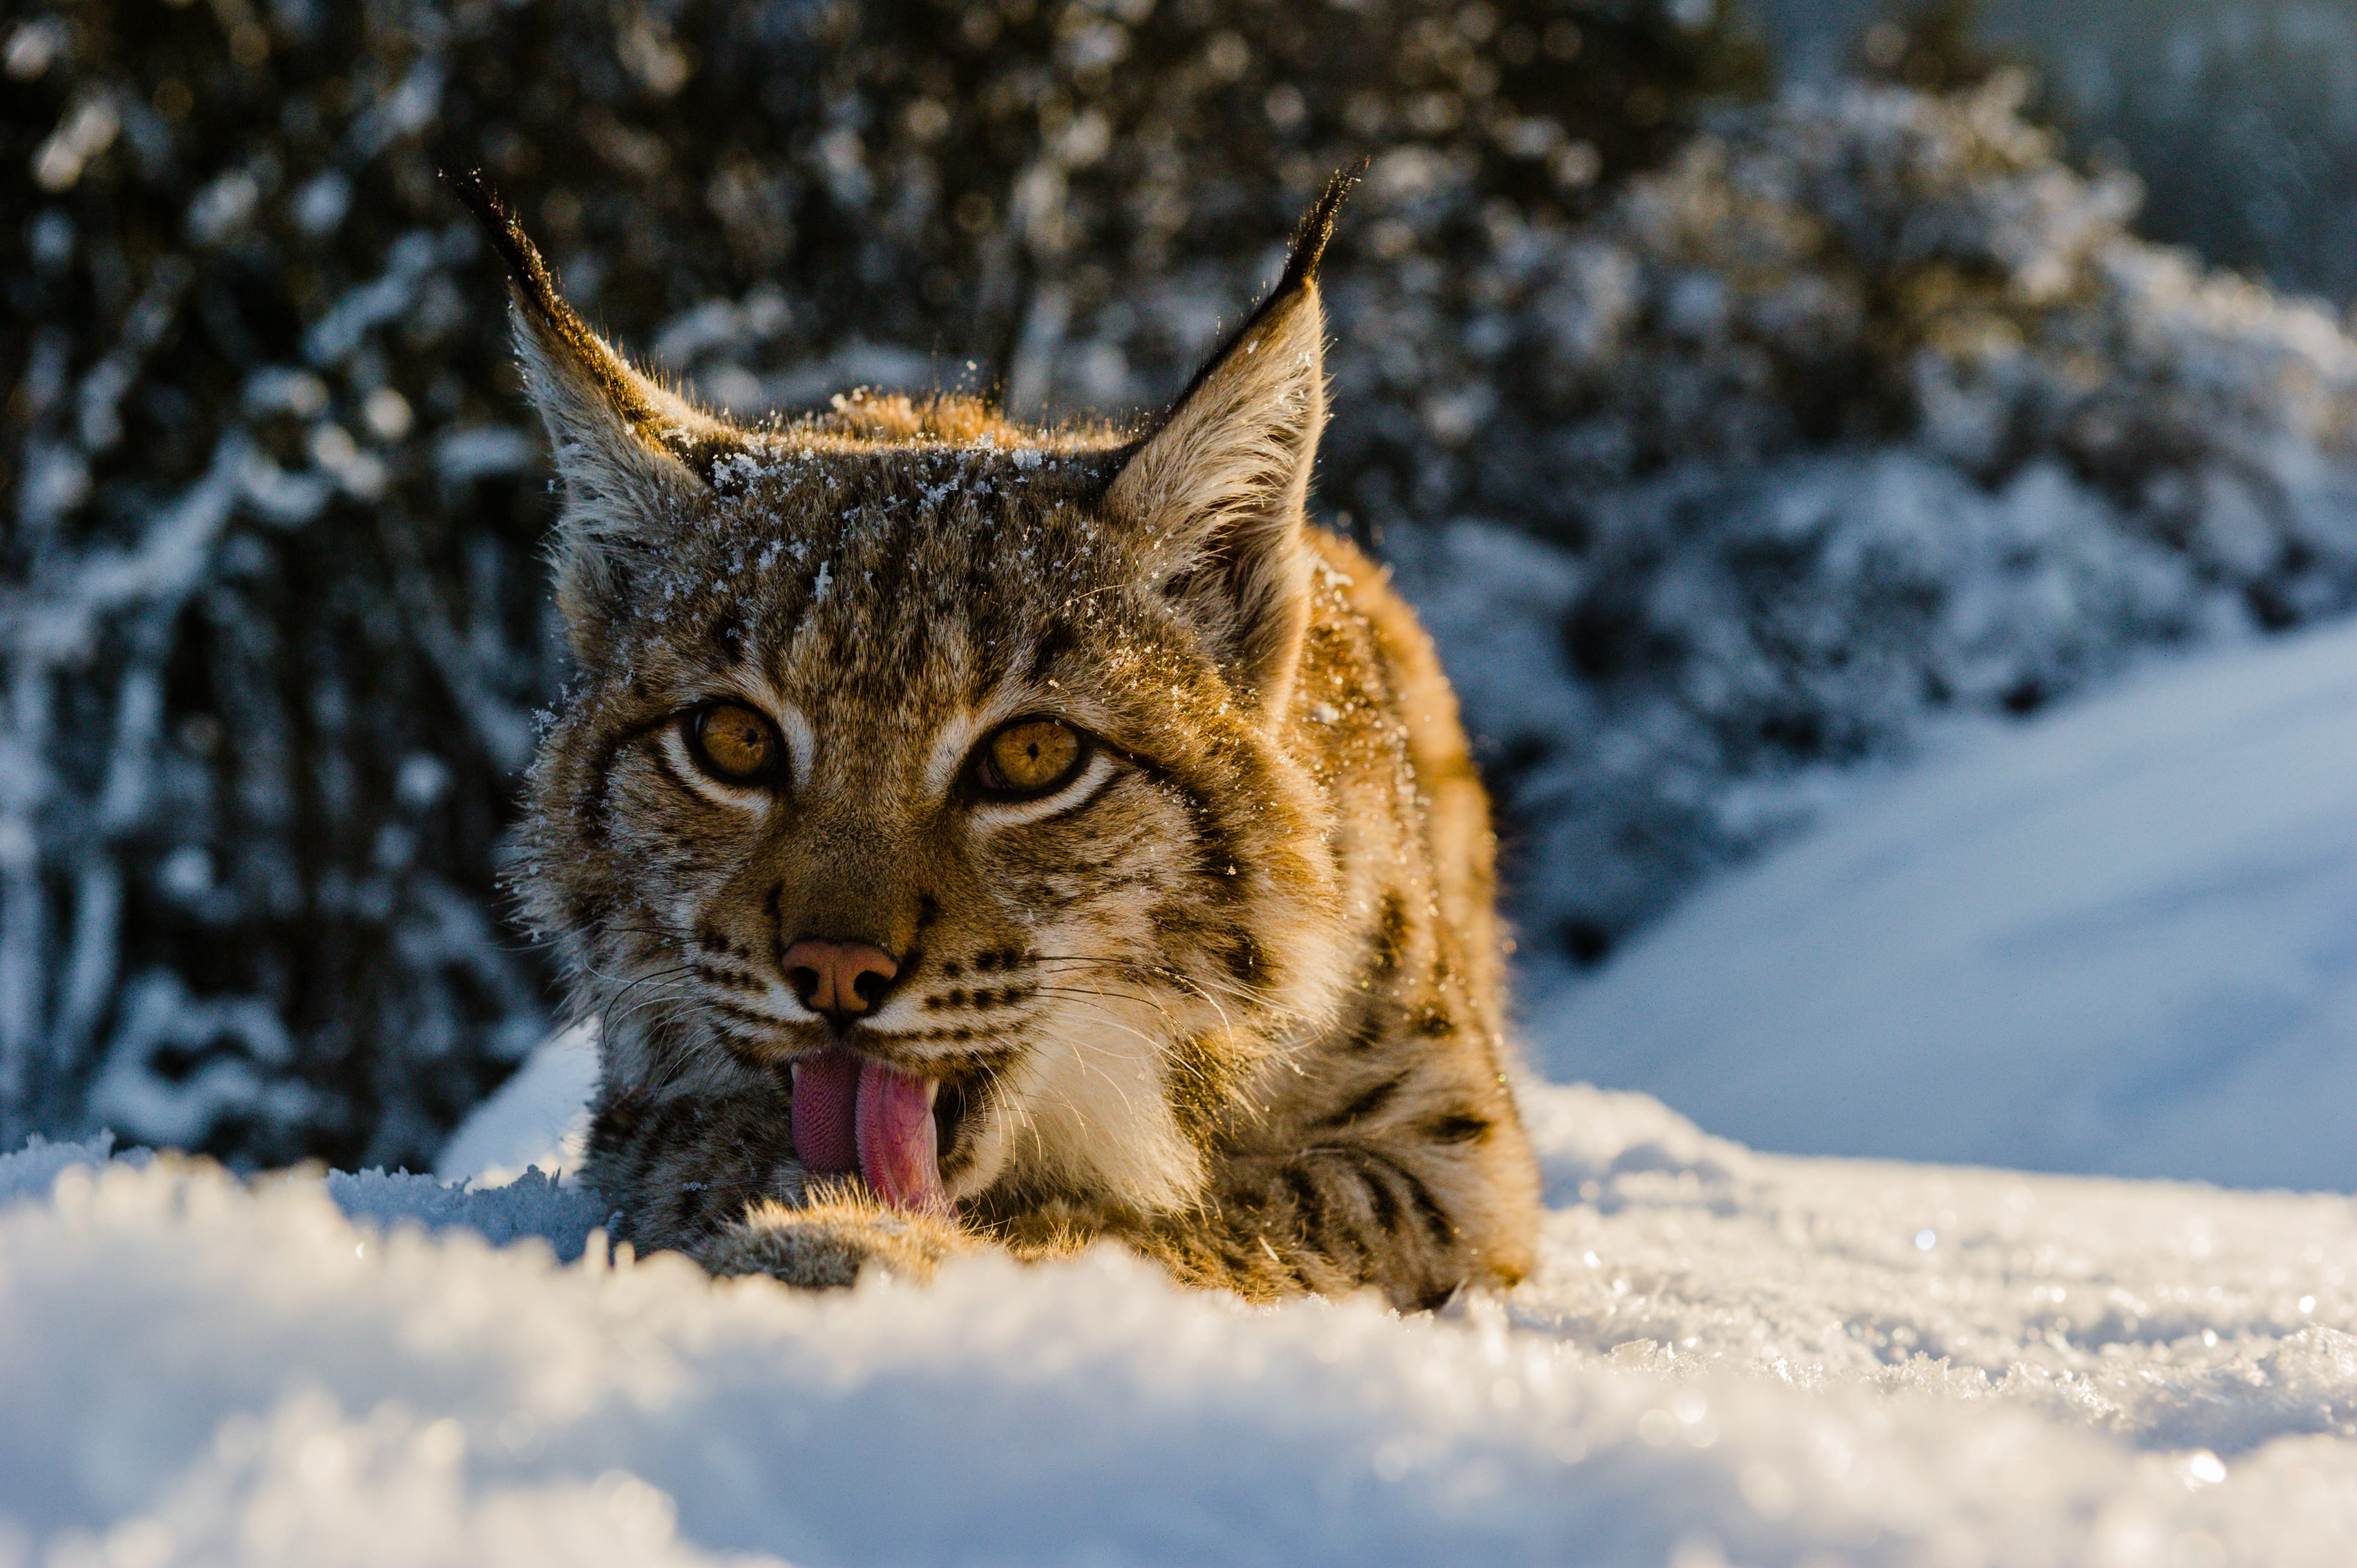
left=1533, top=612, right=2357, bottom=1192
left=2, top=1076, right=2354, bottom=1566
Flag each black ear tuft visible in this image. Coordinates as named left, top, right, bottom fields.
left=444, top=168, right=741, bottom=663
left=445, top=166, right=741, bottom=478
left=444, top=169, right=570, bottom=333
left=1161, top=168, right=1357, bottom=417
left=1104, top=174, right=1351, bottom=711
left=1275, top=165, right=1358, bottom=298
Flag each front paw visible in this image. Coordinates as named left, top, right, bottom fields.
left=694, top=1192, right=970, bottom=1288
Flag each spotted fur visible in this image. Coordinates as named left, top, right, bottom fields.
left=463, top=172, right=1540, bottom=1309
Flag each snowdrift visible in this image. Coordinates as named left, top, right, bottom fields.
left=4, top=1081, right=2354, bottom=1567
left=1536, top=610, right=2357, bottom=1192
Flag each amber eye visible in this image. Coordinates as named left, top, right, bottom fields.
left=687, top=702, right=781, bottom=785
left=974, top=718, right=1086, bottom=798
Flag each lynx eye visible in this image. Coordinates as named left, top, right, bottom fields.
left=972, top=717, right=1086, bottom=799
left=687, top=702, right=781, bottom=785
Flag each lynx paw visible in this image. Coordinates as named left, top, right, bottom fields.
left=694, top=1193, right=971, bottom=1289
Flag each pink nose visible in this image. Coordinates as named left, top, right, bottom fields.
left=781, top=938, right=900, bottom=1022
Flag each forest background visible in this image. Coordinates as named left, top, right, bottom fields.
left=9, top=0, right=2357, bottom=1172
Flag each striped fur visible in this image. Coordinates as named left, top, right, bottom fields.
left=475, top=176, right=1541, bottom=1309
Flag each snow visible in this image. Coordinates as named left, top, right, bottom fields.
left=435, top=1020, right=598, bottom=1188
left=2, top=1068, right=2355, bottom=1564
left=1534, top=611, right=2357, bottom=1192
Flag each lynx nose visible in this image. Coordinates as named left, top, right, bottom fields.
left=781, top=938, right=900, bottom=1027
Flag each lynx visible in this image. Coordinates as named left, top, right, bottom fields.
left=460, top=172, right=1541, bottom=1309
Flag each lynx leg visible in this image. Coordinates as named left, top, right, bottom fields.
left=697, top=1191, right=974, bottom=1287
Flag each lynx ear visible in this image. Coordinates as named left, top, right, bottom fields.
left=1107, top=176, right=1350, bottom=713
left=451, top=172, right=735, bottom=662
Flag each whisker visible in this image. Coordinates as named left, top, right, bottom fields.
left=589, top=963, right=696, bottom=1026
left=1013, top=955, right=1282, bottom=1030
left=599, top=974, right=695, bottom=1040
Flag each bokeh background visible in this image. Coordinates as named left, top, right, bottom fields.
left=11, top=0, right=2357, bottom=1175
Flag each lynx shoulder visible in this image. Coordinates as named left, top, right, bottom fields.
left=459, top=172, right=1541, bottom=1309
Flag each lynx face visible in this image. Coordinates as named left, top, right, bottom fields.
left=487, top=181, right=1355, bottom=1219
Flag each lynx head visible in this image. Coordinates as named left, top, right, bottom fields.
left=464, top=175, right=1356, bottom=1219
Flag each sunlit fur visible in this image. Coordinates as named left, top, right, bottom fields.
left=467, top=172, right=1541, bottom=1308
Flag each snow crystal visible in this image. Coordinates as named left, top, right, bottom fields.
left=711, top=450, right=769, bottom=491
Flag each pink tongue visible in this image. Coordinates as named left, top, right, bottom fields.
left=790, top=1047, right=949, bottom=1218
left=790, top=1047, right=860, bottom=1174
left=855, top=1059, right=951, bottom=1218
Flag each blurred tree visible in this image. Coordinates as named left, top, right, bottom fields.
left=1848, top=0, right=2014, bottom=95
left=12, top=1, right=2357, bottom=1159
left=0, top=0, right=1766, bottom=1167
left=2039, top=1, right=2357, bottom=304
